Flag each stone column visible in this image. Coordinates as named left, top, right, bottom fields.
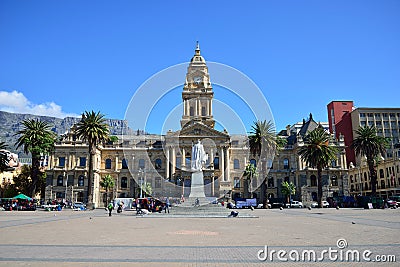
left=115, top=156, right=119, bottom=171
left=195, top=98, right=198, bottom=116
left=212, top=176, right=215, bottom=196
left=166, top=148, right=170, bottom=181
left=172, top=147, right=176, bottom=177
left=220, top=147, right=225, bottom=181
left=226, top=147, right=230, bottom=182
left=206, top=99, right=210, bottom=116
left=182, top=147, right=185, bottom=167
left=209, top=100, right=212, bottom=116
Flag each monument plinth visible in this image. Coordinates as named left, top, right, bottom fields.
left=181, top=140, right=208, bottom=207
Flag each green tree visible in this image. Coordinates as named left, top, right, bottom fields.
left=243, top=163, right=257, bottom=199
left=298, top=127, right=338, bottom=208
left=15, top=119, right=55, bottom=197
left=100, top=174, right=115, bottom=205
left=11, top=164, right=46, bottom=197
left=142, top=182, right=152, bottom=197
left=248, top=120, right=277, bottom=206
left=350, top=126, right=388, bottom=196
left=75, top=111, right=109, bottom=208
left=0, top=141, right=9, bottom=173
left=281, top=181, right=296, bottom=206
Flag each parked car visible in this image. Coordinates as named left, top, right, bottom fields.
left=386, top=199, right=397, bottom=208
left=285, top=201, right=303, bottom=208
left=311, top=201, right=329, bottom=208
left=73, top=202, right=86, bottom=211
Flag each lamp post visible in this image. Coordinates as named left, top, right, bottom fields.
left=139, top=168, right=144, bottom=198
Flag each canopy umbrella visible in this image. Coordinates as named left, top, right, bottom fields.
left=12, top=193, right=32, bottom=201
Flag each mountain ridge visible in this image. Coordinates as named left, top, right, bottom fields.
left=0, top=110, right=133, bottom=155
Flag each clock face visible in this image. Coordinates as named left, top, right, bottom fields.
left=193, top=76, right=202, bottom=83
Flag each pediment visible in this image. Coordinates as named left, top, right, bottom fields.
left=179, top=122, right=229, bottom=138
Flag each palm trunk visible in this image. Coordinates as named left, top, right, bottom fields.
left=317, top=167, right=323, bottom=208
left=260, top=158, right=267, bottom=207
left=30, top=155, right=40, bottom=198
left=367, top=157, right=377, bottom=196
left=87, top=145, right=95, bottom=208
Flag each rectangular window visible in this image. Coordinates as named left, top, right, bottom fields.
left=201, top=106, right=206, bottom=116
left=360, top=121, right=366, bottom=127
left=185, top=156, right=191, bottom=167
left=176, top=157, right=181, bottom=168
left=375, top=113, right=381, bottom=119
left=234, top=177, right=240, bottom=188
left=59, top=157, right=65, bottom=167
left=79, top=157, right=86, bottom=167
left=359, top=113, right=366, bottom=118
left=383, top=113, right=388, bottom=118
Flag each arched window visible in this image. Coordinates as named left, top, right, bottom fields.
left=364, top=172, right=368, bottom=181
left=122, top=159, right=128, bottom=169
left=284, top=176, right=289, bottom=182
left=381, top=180, right=385, bottom=189
left=57, top=175, right=64, bottom=186
left=105, top=158, right=112, bottom=169
left=350, top=175, right=353, bottom=183
left=78, top=175, right=85, bottom=186
left=155, top=158, right=162, bottom=169
left=233, top=159, right=240, bottom=169
left=364, top=182, right=368, bottom=190
left=138, top=159, right=145, bottom=169
left=121, top=177, right=127, bottom=189
left=250, top=159, right=256, bottom=167
left=379, top=169, right=384, bottom=178
left=283, top=158, right=289, bottom=169
left=331, top=160, right=337, bottom=167
left=310, top=175, right=317, bottom=186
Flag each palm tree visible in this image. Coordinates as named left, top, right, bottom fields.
left=100, top=174, right=115, bottom=206
left=298, top=127, right=338, bottom=208
left=281, top=181, right=296, bottom=206
left=15, top=119, right=55, bottom=197
left=243, top=163, right=257, bottom=198
left=75, top=111, right=109, bottom=208
left=248, top=120, right=277, bottom=206
left=0, top=141, right=8, bottom=173
left=350, top=126, right=388, bottom=196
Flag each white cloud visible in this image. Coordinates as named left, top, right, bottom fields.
left=0, top=90, right=79, bottom=118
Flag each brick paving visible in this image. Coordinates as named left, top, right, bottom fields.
left=0, top=206, right=399, bottom=266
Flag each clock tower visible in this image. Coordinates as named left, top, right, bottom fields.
left=180, top=42, right=215, bottom=129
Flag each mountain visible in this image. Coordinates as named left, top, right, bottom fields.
left=0, top=111, right=134, bottom=154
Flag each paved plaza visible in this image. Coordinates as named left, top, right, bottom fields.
left=0, top=206, right=399, bottom=266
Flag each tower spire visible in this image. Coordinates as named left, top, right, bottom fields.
left=195, top=41, right=200, bottom=55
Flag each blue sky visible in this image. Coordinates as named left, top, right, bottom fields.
left=0, top=1, right=399, bottom=134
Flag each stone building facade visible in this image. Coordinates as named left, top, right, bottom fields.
left=45, top=45, right=350, bottom=207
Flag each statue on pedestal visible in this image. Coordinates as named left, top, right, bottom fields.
left=191, top=140, right=208, bottom=172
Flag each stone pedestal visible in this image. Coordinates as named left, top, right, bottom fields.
left=189, top=171, right=206, bottom=199
left=180, top=171, right=208, bottom=207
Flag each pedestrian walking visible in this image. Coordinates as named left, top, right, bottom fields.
left=165, top=197, right=170, bottom=213
left=107, top=202, right=114, bottom=217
